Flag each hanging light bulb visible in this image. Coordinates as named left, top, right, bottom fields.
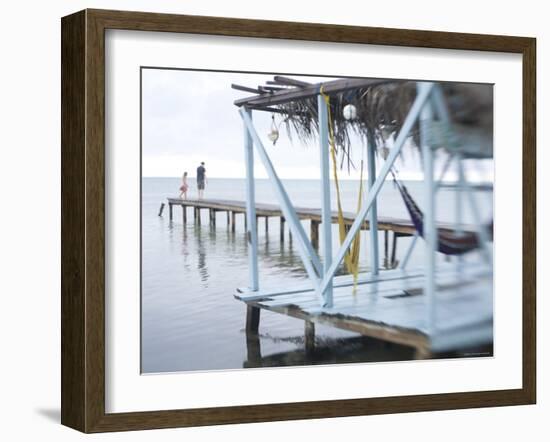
left=267, top=114, right=279, bottom=145
left=343, top=103, right=357, bottom=121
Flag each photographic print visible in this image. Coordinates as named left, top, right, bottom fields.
left=140, top=68, right=494, bottom=374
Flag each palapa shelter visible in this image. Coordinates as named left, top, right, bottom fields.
left=232, top=75, right=493, bottom=356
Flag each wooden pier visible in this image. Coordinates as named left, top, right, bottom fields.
left=165, top=197, right=477, bottom=265
left=165, top=198, right=476, bottom=235
left=236, top=262, right=493, bottom=359
left=166, top=196, right=426, bottom=230
left=164, top=197, right=492, bottom=358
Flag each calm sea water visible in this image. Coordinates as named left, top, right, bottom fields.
left=141, top=178, right=493, bottom=373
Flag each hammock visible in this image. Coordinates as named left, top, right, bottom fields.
left=392, top=176, right=482, bottom=256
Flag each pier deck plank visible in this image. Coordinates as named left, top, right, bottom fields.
left=235, top=263, right=493, bottom=354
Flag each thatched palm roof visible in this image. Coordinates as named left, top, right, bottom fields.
left=232, top=76, right=493, bottom=166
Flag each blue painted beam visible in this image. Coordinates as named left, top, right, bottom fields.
left=317, top=95, right=333, bottom=307
left=243, top=108, right=259, bottom=291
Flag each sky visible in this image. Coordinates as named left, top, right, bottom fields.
left=141, top=68, right=494, bottom=182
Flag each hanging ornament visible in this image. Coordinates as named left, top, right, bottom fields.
left=381, top=125, right=393, bottom=140
left=267, top=114, right=279, bottom=145
left=380, top=125, right=393, bottom=160
left=343, top=103, right=357, bottom=121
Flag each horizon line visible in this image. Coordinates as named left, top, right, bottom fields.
left=141, top=176, right=494, bottom=183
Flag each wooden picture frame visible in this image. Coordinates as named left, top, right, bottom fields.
left=61, top=8, right=536, bottom=433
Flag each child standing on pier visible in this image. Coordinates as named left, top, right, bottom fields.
left=179, top=172, right=189, bottom=199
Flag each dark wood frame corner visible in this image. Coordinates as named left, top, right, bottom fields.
left=61, top=8, right=536, bottom=433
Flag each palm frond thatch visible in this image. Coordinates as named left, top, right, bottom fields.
left=274, top=81, right=493, bottom=169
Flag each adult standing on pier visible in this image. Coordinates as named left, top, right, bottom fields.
left=196, top=161, right=206, bottom=200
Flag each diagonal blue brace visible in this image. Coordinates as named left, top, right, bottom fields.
left=239, top=108, right=326, bottom=305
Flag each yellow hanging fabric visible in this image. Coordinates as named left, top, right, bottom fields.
left=320, top=88, right=364, bottom=285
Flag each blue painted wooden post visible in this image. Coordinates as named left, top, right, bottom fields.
left=366, top=133, right=380, bottom=276
left=317, top=83, right=434, bottom=296
left=317, top=95, right=333, bottom=307
left=460, top=158, right=492, bottom=264
left=244, top=108, right=259, bottom=291
left=240, top=108, right=325, bottom=305
left=431, top=85, right=492, bottom=265
left=456, top=154, right=464, bottom=235
left=418, top=81, right=436, bottom=334
left=456, top=153, right=465, bottom=267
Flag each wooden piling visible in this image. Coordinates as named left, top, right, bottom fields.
left=195, top=207, right=201, bottom=224
left=265, top=216, right=269, bottom=234
left=280, top=217, right=285, bottom=241
left=209, top=209, right=216, bottom=227
left=305, top=321, right=315, bottom=354
left=226, top=211, right=230, bottom=225
left=384, top=230, right=389, bottom=268
left=246, top=305, right=261, bottom=333
left=391, top=232, right=398, bottom=267
left=169, top=203, right=173, bottom=221
left=414, top=347, right=432, bottom=360
left=231, top=211, right=236, bottom=232
left=310, top=220, right=319, bottom=249
left=246, top=330, right=262, bottom=366
left=182, top=205, right=187, bottom=223
left=158, top=203, right=165, bottom=217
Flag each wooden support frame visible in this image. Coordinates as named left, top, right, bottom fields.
left=317, top=83, right=435, bottom=296
left=240, top=109, right=324, bottom=299
left=61, top=8, right=535, bottom=433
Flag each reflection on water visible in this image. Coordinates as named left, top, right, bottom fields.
left=244, top=332, right=415, bottom=369
left=141, top=178, right=493, bottom=374
left=196, top=227, right=209, bottom=283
